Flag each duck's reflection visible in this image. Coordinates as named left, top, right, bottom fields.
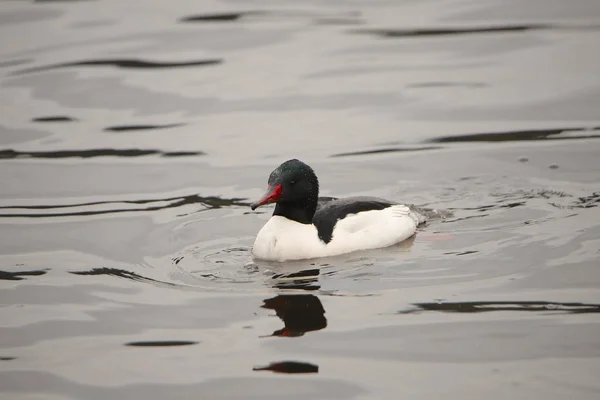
left=253, top=361, right=318, bottom=374
left=255, top=267, right=326, bottom=373
left=261, top=293, right=327, bottom=337
left=270, top=268, right=321, bottom=291
left=260, top=264, right=327, bottom=338
left=252, top=230, right=418, bottom=373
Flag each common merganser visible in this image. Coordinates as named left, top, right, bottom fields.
left=250, top=159, right=426, bottom=261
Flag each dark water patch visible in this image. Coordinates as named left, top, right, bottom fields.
left=270, top=269, right=321, bottom=291
left=271, top=269, right=321, bottom=280
left=179, top=10, right=361, bottom=26
left=32, top=116, right=77, bottom=123
left=13, top=58, right=222, bottom=75
left=0, top=148, right=204, bottom=160
left=444, top=250, right=478, bottom=256
left=179, top=11, right=264, bottom=23
left=0, top=357, right=16, bottom=361
left=70, top=267, right=178, bottom=287
left=253, top=361, right=318, bottom=374
left=0, top=269, right=47, bottom=281
left=569, top=192, right=600, bottom=209
left=104, top=123, right=185, bottom=132
left=125, top=341, right=198, bottom=347
left=261, top=294, right=327, bottom=337
left=400, top=301, right=600, bottom=315
left=351, top=23, right=600, bottom=39
left=428, top=126, right=600, bottom=143
left=455, top=201, right=526, bottom=212
left=0, top=194, right=248, bottom=218
left=271, top=280, right=320, bottom=290
left=162, top=151, right=201, bottom=157
left=172, top=256, right=183, bottom=266
left=331, top=146, right=442, bottom=157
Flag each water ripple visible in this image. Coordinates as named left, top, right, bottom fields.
left=125, top=341, right=199, bottom=347
left=260, top=294, right=327, bottom=337
left=103, top=123, right=185, bottom=133
left=0, top=269, right=48, bottom=281
left=331, top=146, right=442, bottom=158
left=13, top=58, right=223, bottom=75
left=69, top=267, right=178, bottom=287
left=32, top=116, right=77, bottom=123
left=351, top=23, right=600, bottom=38
left=0, top=148, right=204, bottom=160
left=0, top=194, right=248, bottom=218
left=400, top=301, right=600, bottom=314
left=428, top=126, right=600, bottom=143
left=179, top=11, right=263, bottom=23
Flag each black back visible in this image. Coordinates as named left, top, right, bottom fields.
left=312, top=196, right=395, bottom=243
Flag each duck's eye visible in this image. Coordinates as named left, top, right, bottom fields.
left=290, top=180, right=296, bottom=186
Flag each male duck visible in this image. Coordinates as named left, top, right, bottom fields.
left=250, top=159, right=425, bottom=261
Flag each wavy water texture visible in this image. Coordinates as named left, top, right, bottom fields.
left=179, top=11, right=264, bottom=23
left=1, top=1, right=599, bottom=398
left=429, top=126, right=600, bottom=143
left=32, top=116, right=77, bottom=122
left=125, top=341, right=199, bottom=347
left=0, top=148, right=204, bottom=159
left=13, top=59, right=223, bottom=75
left=0, top=195, right=248, bottom=218
left=401, top=301, right=600, bottom=314
left=178, top=9, right=363, bottom=26
left=331, top=146, right=442, bottom=157
left=0, top=269, right=48, bottom=281
left=69, top=268, right=178, bottom=287
left=351, top=23, right=600, bottom=38
left=103, top=124, right=185, bottom=132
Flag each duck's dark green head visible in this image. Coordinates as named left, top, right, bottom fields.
left=250, top=159, right=319, bottom=213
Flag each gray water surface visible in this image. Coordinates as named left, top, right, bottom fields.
left=1, top=1, right=599, bottom=399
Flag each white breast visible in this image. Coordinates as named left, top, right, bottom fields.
left=251, top=216, right=326, bottom=261
left=251, top=205, right=418, bottom=262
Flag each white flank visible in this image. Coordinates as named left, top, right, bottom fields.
left=252, top=205, right=418, bottom=262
